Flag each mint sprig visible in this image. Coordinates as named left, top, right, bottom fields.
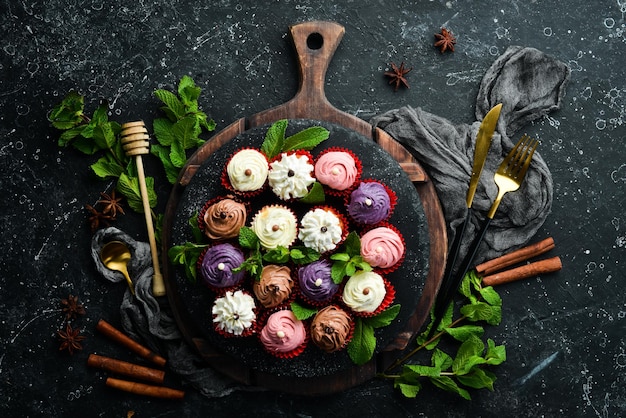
left=380, top=270, right=506, bottom=400
left=152, top=75, right=216, bottom=184
left=260, top=119, right=330, bottom=160
left=329, top=231, right=372, bottom=284
left=347, top=304, right=401, bottom=365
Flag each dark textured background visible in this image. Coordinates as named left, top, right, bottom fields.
left=1, top=0, right=625, bottom=416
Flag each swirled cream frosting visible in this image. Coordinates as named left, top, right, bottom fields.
left=250, top=205, right=298, bottom=249
left=314, top=151, right=358, bottom=191
left=253, top=265, right=294, bottom=309
left=341, top=270, right=386, bottom=313
left=259, top=310, right=306, bottom=354
left=298, top=208, right=343, bottom=253
left=226, top=149, right=268, bottom=192
left=360, top=226, right=404, bottom=269
left=310, top=305, right=352, bottom=353
left=268, top=152, right=315, bottom=199
left=203, top=198, right=247, bottom=240
left=212, top=290, right=256, bottom=336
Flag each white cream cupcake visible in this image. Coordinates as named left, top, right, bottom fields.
left=268, top=151, right=316, bottom=200
left=250, top=205, right=298, bottom=250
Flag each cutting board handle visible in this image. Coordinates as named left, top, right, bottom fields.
left=248, top=21, right=371, bottom=135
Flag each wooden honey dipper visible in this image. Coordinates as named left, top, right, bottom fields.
left=119, top=121, right=166, bottom=297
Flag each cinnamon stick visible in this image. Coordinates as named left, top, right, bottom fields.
left=475, top=237, right=555, bottom=276
left=105, top=377, right=184, bottom=400
left=96, top=319, right=166, bottom=367
left=482, top=256, right=562, bottom=286
left=87, top=354, right=165, bottom=384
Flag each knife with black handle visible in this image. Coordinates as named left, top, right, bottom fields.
left=427, top=103, right=502, bottom=338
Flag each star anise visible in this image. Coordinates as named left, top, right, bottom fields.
left=85, top=203, right=114, bottom=232
left=58, top=323, right=86, bottom=355
left=60, top=294, right=86, bottom=320
left=434, top=28, right=456, bottom=53
left=384, top=61, right=412, bottom=91
left=97, top=190, right=125, bottom=217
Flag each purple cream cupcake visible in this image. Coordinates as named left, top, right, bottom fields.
left=198, top=243, right=246, bottom=292
left=346, top=180, right=396, bottom=225
left=297, top=259, right=339, bottom=306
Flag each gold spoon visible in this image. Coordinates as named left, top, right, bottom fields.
left=100, top=241, right=135, bottom=295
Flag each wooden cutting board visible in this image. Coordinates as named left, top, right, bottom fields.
left=161, top=20, right=447, bottom=395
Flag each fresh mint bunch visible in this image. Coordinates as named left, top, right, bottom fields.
left=381, top=270, right=506, bottom=400
left=152, top=75, right=216, bottom=184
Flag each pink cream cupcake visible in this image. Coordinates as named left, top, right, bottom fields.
left=314, top=147, right=362, bottom=196
left=359, top=223, right=406, bottom=273
left=259, top=309, right=308, bottom=358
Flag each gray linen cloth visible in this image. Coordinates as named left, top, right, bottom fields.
left=371, top=46, right=569, bottom=263
left=91, top=46, right=569, bottom=397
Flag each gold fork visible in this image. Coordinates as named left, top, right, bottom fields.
left=428, top=135, right=538, bottom=336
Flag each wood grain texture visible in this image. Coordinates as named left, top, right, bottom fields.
left=161, top=20, right=447, bottom=395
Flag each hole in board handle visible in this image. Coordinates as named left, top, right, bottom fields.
left=306, top=32, right=324, bottom=50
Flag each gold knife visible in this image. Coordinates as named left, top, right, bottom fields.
left=428, top=103, right=502, bottom=337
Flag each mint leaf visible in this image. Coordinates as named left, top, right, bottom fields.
left=172, top=116, right=199, bottom=150
left=170, top=139, right=187, bottom=168
left=155, top=89, right=185, bottom=120
left=150, top=144, right=179, bottom=184
left=364, top=304, right=401, bottom=328
left=188, top=212, right=204, bottom=243
left=48, top=91, right=84, bottom=130
left=290, top=301, right=318, bottom=320
left=444, top=325, right=484, bottom=343
left=153, top=118, right=175, bottom=146
left=457, top=368, right=496, bottom=391
left=283, top=126, right=330, bottom=151
left=429, top=376, right=471, bottom=400
left=290, top=246, right=320, bottom=264
left=452, top=335, right=484, bottom=375
left=479, top=286, right=502, bottom=307
left=431, top=348, right=453, bottom=370
left=117, top=173, right=157, bottom=213
left=91, top=155, right=125, bottom=179
left=331, top=261, right=347, bottom=284
left=485, top=339, right=507, bottom=365
left=347, top=318, right=376, bottom=365
left=178, top=75, right=201, bottom=107
left=403, top=364, right=441, bottom=378
left=299, top=181, right=325, bottom=204
left=263, top=247, right=290, bottom=264
left=342, top=231, right=361, bottom=257
left=460, top=301, right=495, bottom=322
left=260, top=119, right=287, bottom=159
left=394, top=382, right=422, bottom=398
left=238, top=226, right=259, bottom=249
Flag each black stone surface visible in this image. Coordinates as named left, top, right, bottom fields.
left=1, top=1, right=625, bottom=416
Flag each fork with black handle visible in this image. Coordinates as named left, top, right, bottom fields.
left=427, top=135, right=539, bottom=338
